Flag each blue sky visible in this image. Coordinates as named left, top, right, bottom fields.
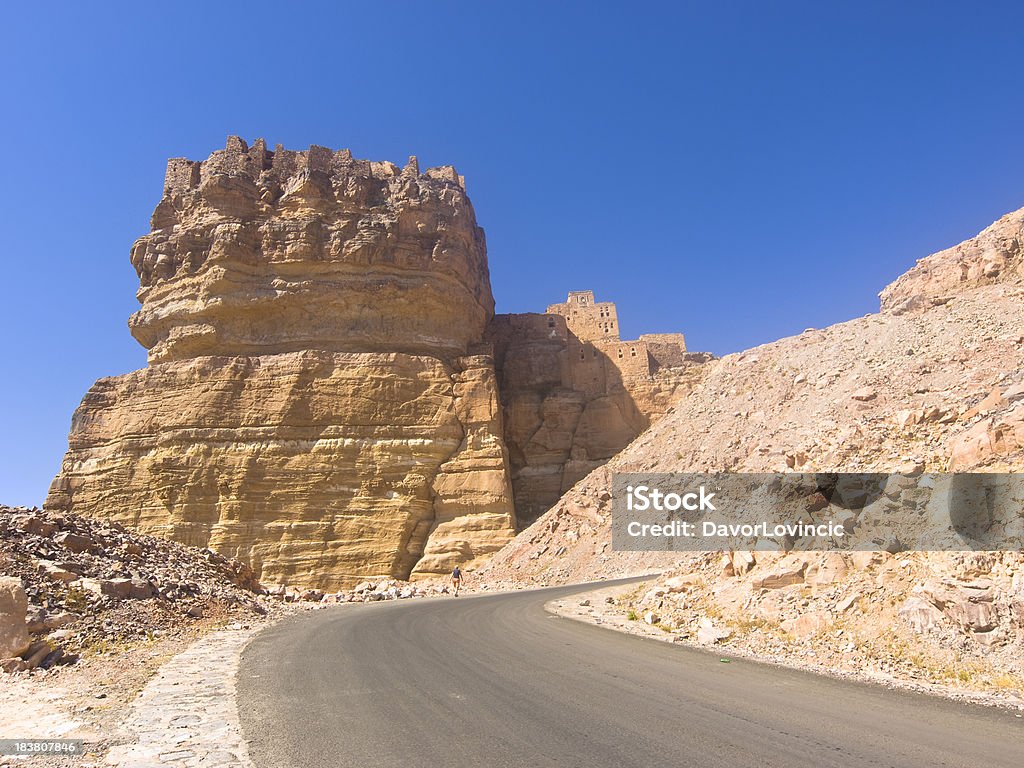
left=2, top=1, right=1023, bottom=506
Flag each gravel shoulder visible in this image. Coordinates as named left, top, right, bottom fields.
left=546, top=579, right=1024, bottom=713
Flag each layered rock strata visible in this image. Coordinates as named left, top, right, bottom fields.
left=48, top=138, right=516, bottom=589
left=47, top=138, right=703, bottom=588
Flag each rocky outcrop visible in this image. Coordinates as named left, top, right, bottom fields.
left=46, top=138, right=707, bottom=589
left=880, top=206, right=1024, bottom=314
left=47, top=138, right=517, bottom=589
left=47, top=351, right=517, bottom=588
left=130, top=138, right=493, bottom=364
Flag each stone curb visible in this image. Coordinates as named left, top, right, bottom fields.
left=104, top=626, right=261, bottom=768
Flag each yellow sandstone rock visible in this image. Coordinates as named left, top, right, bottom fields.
left=47, top=138, right=702, bottom=588
left=47, top=138, right=516, bottom=589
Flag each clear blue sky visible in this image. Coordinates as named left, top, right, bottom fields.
left=2, top=1, right=1023, bottom=507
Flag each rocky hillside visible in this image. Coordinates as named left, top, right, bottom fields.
left=0, top=505, right=268, bottom=673
left=481, top=205, right=1024, bottom=697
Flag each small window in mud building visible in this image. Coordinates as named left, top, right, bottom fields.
left=580, top=351, right=586, bottom=360
left=630, top=348, right=637, bottom=356
left=592, top=349, right=597, bottom=359
left=547, top=317, right=556, bottom=328
left=617, top=350, right=623, bottom=359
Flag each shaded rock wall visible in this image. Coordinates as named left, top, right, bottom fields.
left=485, top=298, right=709, bottom=525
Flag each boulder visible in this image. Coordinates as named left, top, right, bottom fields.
left=78, top=578, right=104, bottom=597
left=21, top=640, right=53, bottom=671
left=948, top=410, right=1024, bottom=469
left=899, top=596, right=944, bottom=634
left=0, top=577, right=31, bottom=659
left=696, top=622, right=732, bottom=645
left=129, top=579, right=154, bottom=599
left=943, top=599, right=998, bottom=633
left=835, top=592, right=863, bottom=613
left=663, top=573, right=705, bottom=593
left=54, top=532, right=95, bottom=554
left=39, top=561, right=79, bottom=583
left=806, top=553, right=848, bottom=587
left=752, top=563, right=806, bottom=590
left=730, top=551, right=756, bottom=576
left=102, top=578, right=134, bottom=600
left=12, top=515, right=57, bottom=538
left=781, top=610, right=832, bottom=639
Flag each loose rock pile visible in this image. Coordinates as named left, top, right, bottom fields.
left=265, top=577, right=437, bottom=604
left=0, top=505, right=269, bottom=673
left=620, top=550, right=1024, bottom=695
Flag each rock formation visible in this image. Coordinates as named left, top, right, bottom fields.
left=880, top=206, right=1024, bottom=314
left=46, top=138, right=703, bottom=589
left=131, top=138, right=493, bottom=364
left=48, top=137, right=517, bottom=590
left=487, top=292, right=710, bottom=524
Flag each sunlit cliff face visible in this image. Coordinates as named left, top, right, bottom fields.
left=130, top=138, right=494, bottom=365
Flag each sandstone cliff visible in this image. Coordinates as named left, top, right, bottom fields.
left=48, top=138, right=517, bottom=589
left=130, top=138, right=494, bottom=364
left=482, top=205, right=1024, bottom=696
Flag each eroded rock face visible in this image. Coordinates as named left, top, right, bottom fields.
left=47, top=138, right=704, bottom=587
left=131, top=137, right=493, bottom=364
left=48, top=138, right=516, bottom=589
left=47, top=351, right=516, bottom=588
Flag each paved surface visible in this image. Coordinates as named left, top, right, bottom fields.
left=239, top=581, right=1024, bottom=768
left=105, top=626, right=259, bottom=768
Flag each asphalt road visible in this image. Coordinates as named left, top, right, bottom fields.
left=238, top=580, right=1023, bottom=768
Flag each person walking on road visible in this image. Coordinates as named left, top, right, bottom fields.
left=451, top=566, right=463, bottom=596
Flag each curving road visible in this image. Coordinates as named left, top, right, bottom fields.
left=238, top=580, right=1023, bottom=768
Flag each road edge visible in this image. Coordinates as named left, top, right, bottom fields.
left=545, top=579, right=1024, bottom=713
